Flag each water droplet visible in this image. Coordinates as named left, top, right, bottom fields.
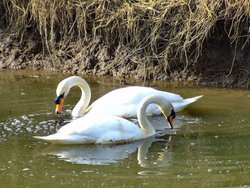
left=176, top=174, right=183, bottom=179
left=190, top=142, right=195, bottom=146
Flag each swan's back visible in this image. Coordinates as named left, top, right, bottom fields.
left=87, top=86, right=183, bottom=117
left=36, top=115, right=144, bottom=144
left=97, top=86, right=183, bottom=103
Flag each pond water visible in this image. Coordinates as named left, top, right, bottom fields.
left=0, top=70, right=249, bottom=188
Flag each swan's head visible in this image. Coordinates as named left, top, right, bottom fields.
left=153, top=95, right=175, bottom=129
left=54, top=76, right=91, bottom=116
left=140, top=94, right=176, bottom=129
left=55, top=92, right=65, bottom=114
left=167, top=109, right=175, bottom=129
left=55, top=78, right=71, bottom=114
left=158, top=105, right=175, bottom=129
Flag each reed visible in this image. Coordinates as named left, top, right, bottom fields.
left=1, top=0, right=250, bottom=71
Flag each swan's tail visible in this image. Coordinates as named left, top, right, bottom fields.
left=34, top=133, right=77, bottom=144
left=34, top=134, right=61, bottom=143
left=173, top=95, right=203, bottom=112
left=34, top=134, right=94, bottom=144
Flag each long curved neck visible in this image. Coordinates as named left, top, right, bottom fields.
left=137, top=99, right=156, bottom=137
left=69, top=77, right=91, bottom=117
left=137, top=95, right=173, bottom=138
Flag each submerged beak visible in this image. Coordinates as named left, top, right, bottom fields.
left=167, top=109, right=176, bottom=129
left=55, top=93, right=65, bottom=114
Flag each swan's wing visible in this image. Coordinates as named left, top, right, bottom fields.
left=86, top=86, right=150, bottom=117
left=34, top=134, right=96, bottom=144
left=87, top=86, right=182, bottom=117
left=86, top=86, right=202, bottom=117
left=35, top=115, right=143, bottom=144
left=95, top=86, right=183, bottom=104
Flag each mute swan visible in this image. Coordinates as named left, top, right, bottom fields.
left=55, top=76, right=202, bottom=118
left=34, top=94, right=175, bottom=144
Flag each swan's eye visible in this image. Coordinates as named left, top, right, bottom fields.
left=55, top=93, right=64, bottom=104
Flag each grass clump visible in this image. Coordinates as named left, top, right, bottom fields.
left=0, top=0, right=250, bottom=75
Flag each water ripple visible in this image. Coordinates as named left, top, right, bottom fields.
left=0, top=113, right=68, bottom=141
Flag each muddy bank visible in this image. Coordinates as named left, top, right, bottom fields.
left=0, top=35, right=249, bottom=88
left=0, top=1, right=249, bottom=88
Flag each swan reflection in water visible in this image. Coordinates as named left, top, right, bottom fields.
left=41, top=135, right=173, bottom=166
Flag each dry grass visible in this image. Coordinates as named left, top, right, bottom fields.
left=1, top=0, right=250, bottom=70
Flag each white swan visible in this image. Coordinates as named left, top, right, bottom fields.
left=34, top=94, right=175, bottom=144
left=55, top=76, right=202, bottom=118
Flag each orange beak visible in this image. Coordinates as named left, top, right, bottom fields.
left=167, top=115, right=174, bottom=129
left=167, top=109, right=176, bottom=129
left=55, top=98, right=64, bottom=114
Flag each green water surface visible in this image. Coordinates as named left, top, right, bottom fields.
left=0, top=70, right=249, bottom=188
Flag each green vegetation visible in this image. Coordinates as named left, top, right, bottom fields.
left=0, top=0, right=249, bottom=74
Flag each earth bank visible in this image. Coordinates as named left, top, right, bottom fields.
left=0, top=0, right=249, bottom=88
left=0, top=33, right=249, bottom=88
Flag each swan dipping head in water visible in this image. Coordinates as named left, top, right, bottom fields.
left=55, top=76, right=91, bottom=117
left=54, top=76, right=201, bottom=118
left=35, top=94, right=176, bottom=145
